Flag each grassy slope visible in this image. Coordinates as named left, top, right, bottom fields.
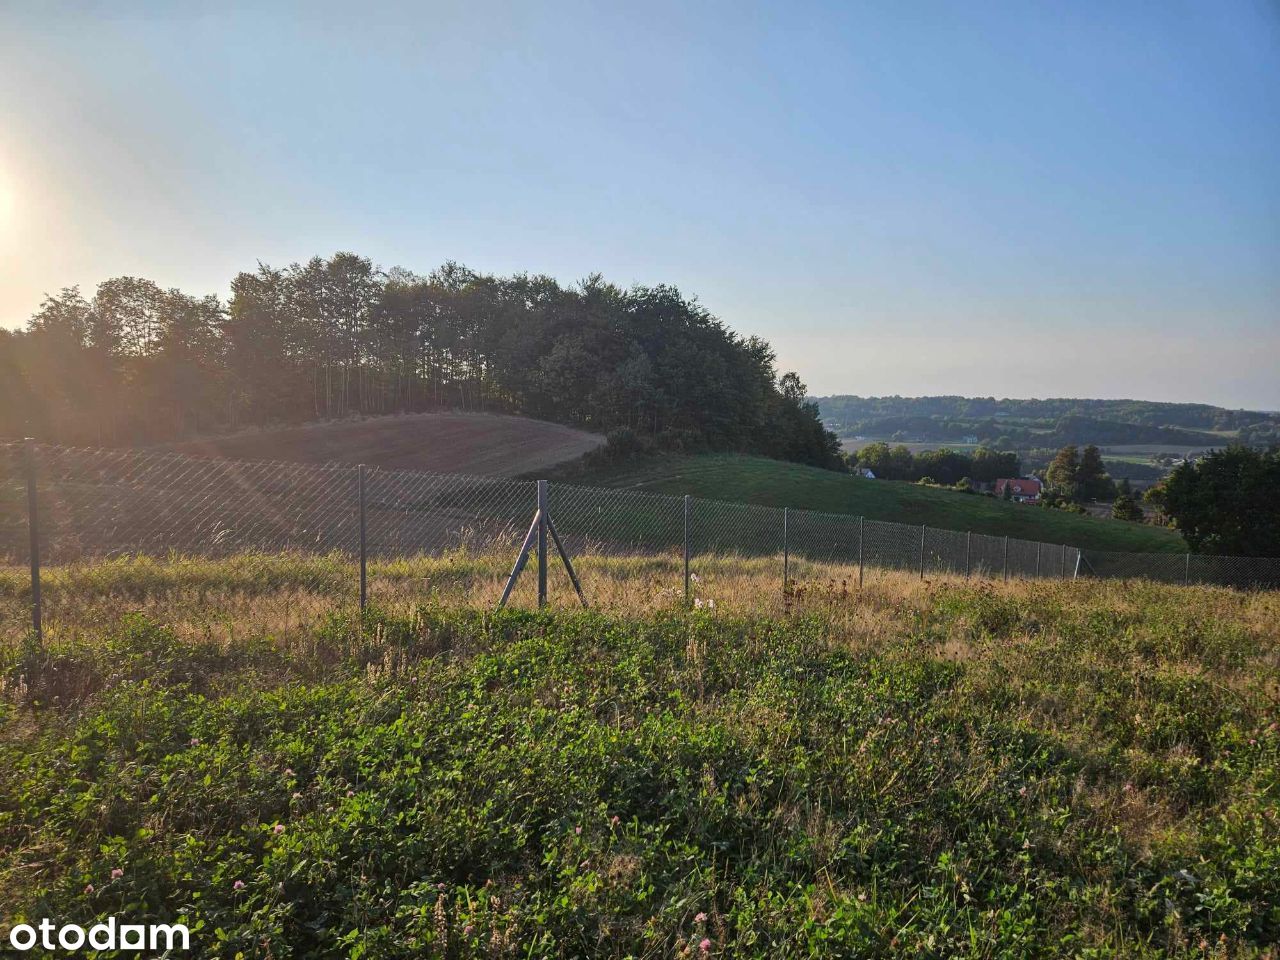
left=2, top=574, right=1277, bottom=957
left=552, top=453, right=1185, bottom=553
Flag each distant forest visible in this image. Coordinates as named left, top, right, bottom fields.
left=818, top=395, right=1280, bottom=449
left=0, top=253, right=843, bottom=469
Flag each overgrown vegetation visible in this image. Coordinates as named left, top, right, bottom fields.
left=0, top=255, right=841, bottom=469
left=1, top=558, right=1276, bottom=957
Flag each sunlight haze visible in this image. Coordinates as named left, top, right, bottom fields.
left=1, top=0, right=1277, bottom=408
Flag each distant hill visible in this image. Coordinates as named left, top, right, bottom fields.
left=547, top=452, right=1186, bottom=553
left=816, top=395, right=1280, bottom=454
left=168, top=412, right=604, bottom=477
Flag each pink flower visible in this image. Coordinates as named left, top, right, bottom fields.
left=189, top=737, right=200, bottom=746
left=110, top=868, right=124, bottom=879
left=284, top=768, right=295, bottom=777
left=610, top=815, right=620, bottom=827
left=694, top=912, right=707, bottom=923
left=84, top=884, right=94, bottom=895
left=346, top=789, right=355, bottom=798
left=575, top=825, right=582, bottom=835
left=1018, top=786, right=1027, bottom=797
left=273, top=824, right=285, bottom=835
left=233, top=880, right=245, bottom=891
left=699, top=938, right=712, bottom=954
left=463, top=924, right=474, bottom=936
left=437, top=882, right=446, bottom=891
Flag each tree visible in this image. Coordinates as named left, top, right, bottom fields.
left=915, top=448, right=971, bottom=486
left=1111, top=491, right=1144, bottom=522
left=1044, top=445, right=1081, bottom=501
left=1077, top=444, right=1116, bottom=501
left=1145, top=446, right=1280, bottom=556
left=971, top=446, right=1020, bottom=483
left=0, top=252, right=846, bottom=472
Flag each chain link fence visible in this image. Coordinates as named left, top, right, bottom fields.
left=2, top=442, right=1276, bottom=645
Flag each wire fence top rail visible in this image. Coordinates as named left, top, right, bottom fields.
left=3, top=441, right=1278, bottom=636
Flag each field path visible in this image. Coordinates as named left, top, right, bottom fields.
left=168, top=412, right=604, bottom=476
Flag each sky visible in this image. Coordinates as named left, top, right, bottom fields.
left=1, top=1, right=1278, bottom=409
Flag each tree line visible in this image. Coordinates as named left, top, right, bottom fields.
left=0, top=253, right=843, bottom=469
left=851, top=443, right=1021, bottom=485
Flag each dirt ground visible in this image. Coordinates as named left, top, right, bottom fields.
left=167, top=412, right=604, bottom=476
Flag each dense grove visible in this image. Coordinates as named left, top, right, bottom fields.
left=0, top=255, right=841, bottom=469
left=2, top=572, right=1277, bottom=957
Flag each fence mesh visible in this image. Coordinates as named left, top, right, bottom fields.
left=1, top=441, right=1275, bottom=645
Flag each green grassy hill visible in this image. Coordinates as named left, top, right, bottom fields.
left=550, top=453, right=1185, bottom=553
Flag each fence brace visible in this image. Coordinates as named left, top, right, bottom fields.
left=497, top=480, right=587, bottom=610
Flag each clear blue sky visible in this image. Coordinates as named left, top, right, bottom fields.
left=2, top=1, right=1277, bottom=409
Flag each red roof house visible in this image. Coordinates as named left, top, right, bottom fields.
left=995, top=478, right=1042, bottom=503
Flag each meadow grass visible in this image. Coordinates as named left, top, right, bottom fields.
left=547, top=452, right=1186, bottom=553
left=0, top=554, right=1277, bottom=957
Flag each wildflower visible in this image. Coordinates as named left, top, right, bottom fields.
left=610, top=815, right=620, bottom=827
left=84, top=884, right=94, bottom=895
left=690, top=573, right=701, bottom=583
left=284, top=768, right=295, bottom=777
left=463, top=925, right=474, bottom=936
left=707, top=599, right=715, bottom=609
left=273, top=824, right=285, bottom=835
left=110, top=868, right=124, bottom=880
left=575, top=825, right=582, bottom=835
left=857, top=892, right=867, bottom=902
left=233, top=880, right=245, bottom=891
left=1018, top=786, right=1027, bottom=797
left=694, top=598, right=705, bottom=609
left=437, top=882, right=446, bottom=891
left=346, top=789, right=355, bottom=798
left=292, top=792, right=302, bottom=800
left=189, top=737, right=200, bottom=746
left=699, top=938, right=711, bottom=954
left=694, top=912, right=707, bottom=924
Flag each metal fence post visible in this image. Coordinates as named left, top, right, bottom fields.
left=537, top=480, right=549, bottom=608
left=683, top=495, right=691, bottom=604
left=1035, top=542, right=1041, bottom=579
left=24, top=438, right=42, bottom=646
left=1002, top=536, right=1009, bottom=581
left=1185, top=552, right=1191, bottom=586
left=782, top=507, right=789, bottom=595
left=965, top=531, right=971, bottom=578
left=1060, top=544, right=1066, bottom=579
left=358, top=464, right=367, bottom=613
left=857, top=516, right=865, bottom=589
left=919, top=524, right=927, bottom=578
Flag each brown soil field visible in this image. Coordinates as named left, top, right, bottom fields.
left=167, top=412, right=604, bottom=476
